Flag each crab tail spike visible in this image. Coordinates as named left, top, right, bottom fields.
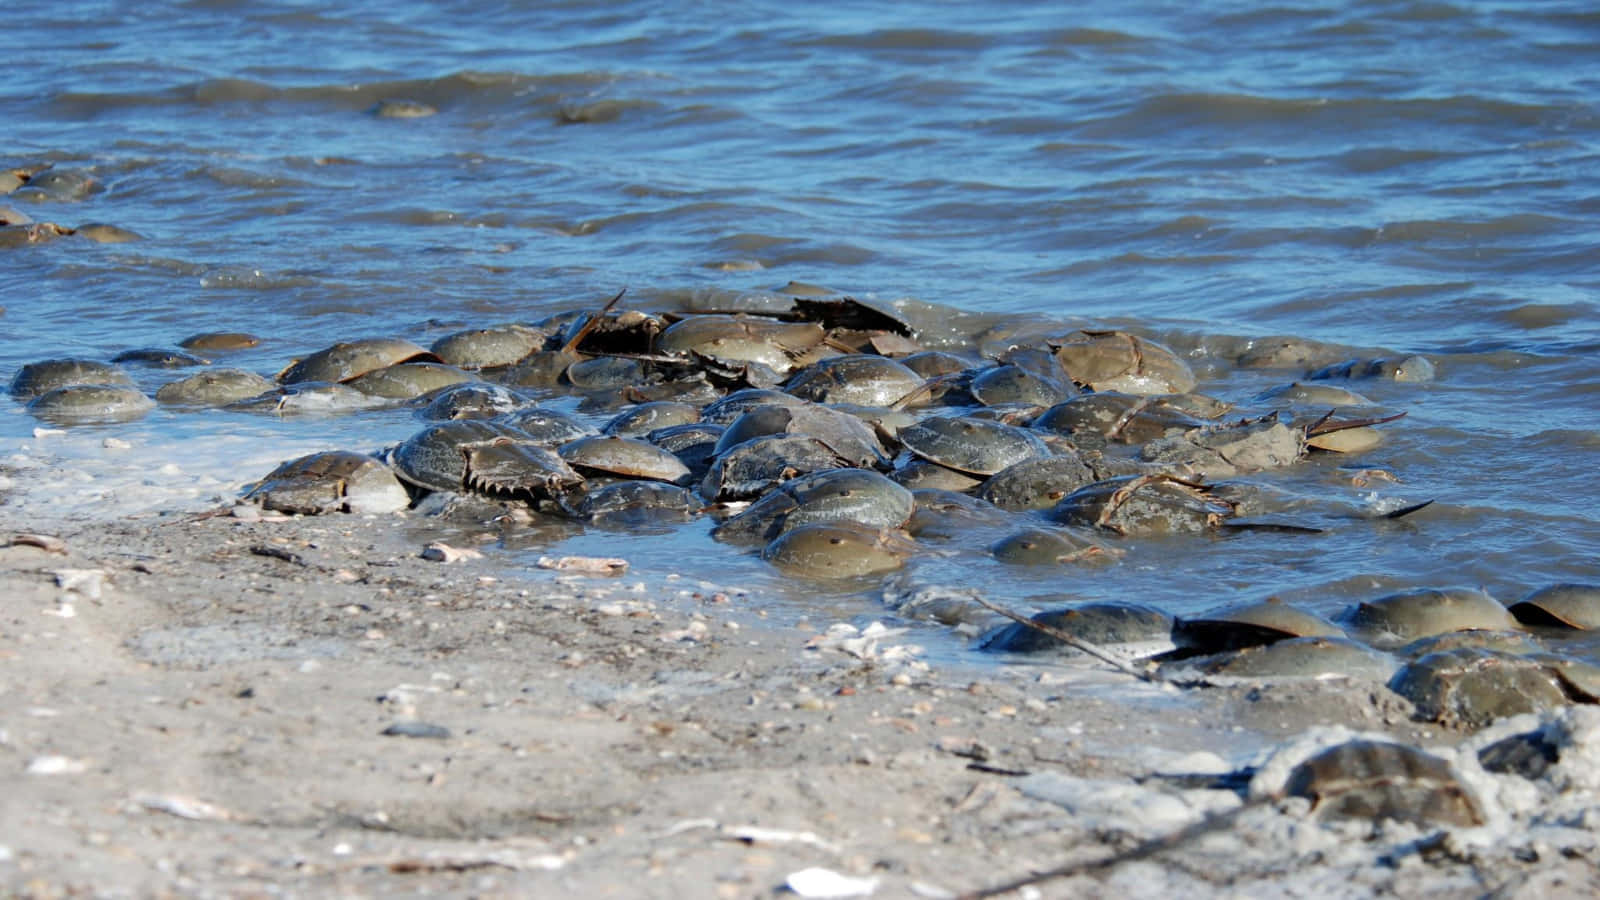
left=560, top=287, right=628, bottom=355
left=1381, top=498, right=1433, bottom=520
left=1306, top=410, right=1407, bottom=438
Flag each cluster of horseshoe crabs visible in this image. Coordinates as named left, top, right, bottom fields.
left=1, top=162, right=143, bottom=247
left=12, top=286, right=1598, bottom=738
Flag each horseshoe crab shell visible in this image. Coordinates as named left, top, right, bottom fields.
left=558, top=435, right=692, bottom=484
left=1282, top=740, right=1485, bottom=827
left=897, top=415, right=1051, bottom=477
left=700, top=434, right=849, bottom=501
left=762, top=521, right=917, bottom=579
left=1390, top=647, right=1577, bottom=729
left=156, top=369, right=277, bottom=406
left=1342, top=588, right=1517, bottom=648
left=429, top=324, right=548, bottom=370
left=392, top=420, right=583, bottom=499
left=1172, top=598, right=1344, bottom=655
left=979, top=601, right=1172, bottom=655
left=345, top=362, right=477, bottom=399
left=27, top=384, right=154, bottom=425
left=969, top=364, right=1075, bottom=408
left=603, top=401, right=701, bottom=437
left=976, top=454, right=1098, bottom=511
left=1173, top=637, right=1396, bottom=683
left=715, top=403, right=889, bottom=468
left=278, top=338, right=439, bottom=384
left=784, top=354, right=924, bottom=407
left=1508, top=584, right=1600, bottom=630
left=1052, top=475, right=1232, bottom=536
left=244, top=450, right=410, bottom=515
left=989, top=527, right=1109, bottom=566
left=713, top=468, right=913, bottom=545
left=1049, top=330, right=1196, bottom=394
left=9, top=358, right=135, bottom=399
left=657, top=315, right=825, bottom=373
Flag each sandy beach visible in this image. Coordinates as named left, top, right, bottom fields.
left=6, top=502, right=1599, bottom=899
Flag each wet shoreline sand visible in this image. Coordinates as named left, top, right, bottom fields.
left=7, top=509, right=1598, bottom=898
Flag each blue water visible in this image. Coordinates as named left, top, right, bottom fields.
left=2, top=0, right=1596, bottom=647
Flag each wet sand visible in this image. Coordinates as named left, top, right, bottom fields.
left=7, top=507, right=1600, bottom=898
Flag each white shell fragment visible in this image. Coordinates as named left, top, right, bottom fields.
left=536, top=555, right=629, bottom=575
left=133, top=793, right=239, bottom=822
left=785, top=867, right=880, bottom=899
left=27, top=756, right=89, bottom=775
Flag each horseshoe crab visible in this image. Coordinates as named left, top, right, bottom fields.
left=1254, top=381, right=1374, bottom=408
left=904, top=489, right=1010, bottom=539
left=0, top=222, right=72, bottom=246
left=891, top=458, right=984, bottom=492
left=976, top=454, right=1099, bottom=511
left=700, top=434, right=850, bottom=501
left=558, top=435, right=692, bottom=484
left=646, top=422, right=724, bottom=482
left=603, top=401, right=701, bottom=437
left=1280, top=740, right=1485, bottom=827
left=1049, top=330, right=1196, bottom=394
left=27, top=384, right=154, bottom=425
left=1170, top=636, right=1396, bottom=682
left=989, top=527, right=1110, bottom=566
left=179, top=332, right=261, bottom=353
left=897, top=415, right=1051, bottom=478
left=712, top=467, right=912, bottom=545
left=969, top=364, right=1075, bottom=408
left=901, top=350, right=978, bottom=378
left=979, top=601, right=1173, bottom=655
left=9, top=358, right=134, bottom=399
left=1508, top=584, right=1600, bottom=630
left=111, top=348, right=210, bottom=368
left=1311, top=355, right=1436, bottom=383
left=13, top=168, right=97, bottom=202
left=417, top=383, right=533, bottom=420
left=762, top=521, right=917, bottom=579
left=429, top=324, right=548, bottom=370
left=1138, top=415, right=1305, bottom=479
left=1169, top=598, right=1344, bottom=656
left=494, top=407, right=600, bottom=445
left=346, top=362, right=478, bottom=399
left=565, top=480, right=700, bottom=525
left=715, top=403, right=889, bottom=468
left=1232, top=336, right=1351, bottom=370
left=1341, top=588, right=1517, bottom=648
left=155, top=369, right=276, bottom=406
left=1052, top=474, right=1232, bottom=536
left=1031, top=393, right=1214, bottom=446
left=371, top=98, right=437, bottom=118
left=784, top=354, right=925, bottom=407
left=278, top=338, right=439, bottom=384
left=244, top=450, right=410, bottom=515
left=1391, top=647, right=1585, bottom=729
left=74, top=223, right=143, bottom=244
left=227, top=381, right=383, bottom=415
left=1398, top=630, right=1545, bottom=660
left=698, top=388, right=809, bottom=425
left=656, top=314, right=825, bottom=374
left=565, top=356, right=647, bottom=391
left=392, top=420, right=583, bottom=500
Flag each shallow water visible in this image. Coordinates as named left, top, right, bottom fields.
left=3, top=1, right=1596, bottom=661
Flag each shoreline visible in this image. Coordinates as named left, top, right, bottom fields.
left=7, top=509, right=1598, bottom=898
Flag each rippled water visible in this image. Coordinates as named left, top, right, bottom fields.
left=3, top=1, right=1596, bottom=657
